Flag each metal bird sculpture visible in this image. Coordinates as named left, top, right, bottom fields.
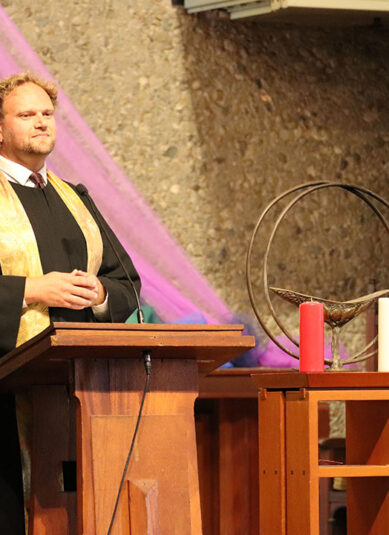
left=270, top=287, right=389, bottom=328
left=270, top=287, right=389, bottom=369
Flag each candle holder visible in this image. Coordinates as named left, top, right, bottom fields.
left=246, top=182, right=389, bottom=370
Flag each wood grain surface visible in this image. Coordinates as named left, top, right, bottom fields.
left=0, top=323, right=255, bottom=389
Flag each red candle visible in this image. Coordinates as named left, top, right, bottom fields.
left=299, top=302, right=325, bottom=372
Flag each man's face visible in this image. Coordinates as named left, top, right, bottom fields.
left=0, top=82, right=56, bottom=166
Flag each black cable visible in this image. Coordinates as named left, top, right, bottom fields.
left=106, top=351, right=152, bottom=535
left=74, top=184, right=151, bottom=532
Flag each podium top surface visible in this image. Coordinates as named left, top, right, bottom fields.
left=251, top=371, right=389, bottom=390
left=0, top=322, right=255, bottom=390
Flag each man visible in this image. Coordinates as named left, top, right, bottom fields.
left=0, top=72, right=141, bottom=534
left=0, top=72, right=141, bottom=354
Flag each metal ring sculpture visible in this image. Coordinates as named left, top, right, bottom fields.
left=246, top=181, right=389, bottom=367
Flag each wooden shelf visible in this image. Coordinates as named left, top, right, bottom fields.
left=318, top=464, right=389, bottom=478
left=257, top=372, right=389, bottom=534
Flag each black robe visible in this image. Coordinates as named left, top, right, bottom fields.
left=0, top=180, right=141, bottom=356
left=0, top=180, right=141, bottom=534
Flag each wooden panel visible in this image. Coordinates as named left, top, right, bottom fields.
left=198, top=368, right=286, bottom=399
left=318, top=465, right=389, bottom=477
left=0, top=323, right=255, bottom=388
left=218, top=399, right=258, bottom=535
left=195, top=402, right=219, bottom=535
left=194, top=396, right=259, bottom=535
left=252, top=371, right=389, bottom=390
left=308, top=389, right=389, bottom=402
left=347, top=478, right=389, bottom=535
left=346, top=399, right=389, bottom=534
left=29, top=386, right=76, bottom=535
left=53, top=323, right=246, bottom=332
left=91, top=415, right=190, bottom=535
left=346, top=400, right=389, bottom=465
left=199, top=373, right=258, bottom=399
left=128, top=480, right=158, bottom=535
left=258, top=391, right=286, bottom=535
left=285, top=394, right=319, bottom=535
left=73, top=357, right=202, bottom=535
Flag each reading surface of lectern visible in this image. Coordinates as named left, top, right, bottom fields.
left=0, top=322, right=254, bottom=535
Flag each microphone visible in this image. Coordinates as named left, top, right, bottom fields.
left=75, top=183, right=144, bottom=324
left=76, top=184, right=151, bottom=535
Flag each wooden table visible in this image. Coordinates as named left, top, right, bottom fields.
left=251, top=371, right=389, bottom=535
left=196, top=368, right=332, bottom=535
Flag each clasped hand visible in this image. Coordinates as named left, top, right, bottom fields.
left=24, top=269, right=106, bottom=309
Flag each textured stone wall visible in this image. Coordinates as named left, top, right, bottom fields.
left=4, top=0, right=388, bottom=353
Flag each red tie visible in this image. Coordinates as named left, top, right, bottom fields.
left=29, top=172, right=45, bottom=189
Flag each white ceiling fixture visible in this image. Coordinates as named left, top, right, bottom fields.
left=183, top=0, right=389, bottom=20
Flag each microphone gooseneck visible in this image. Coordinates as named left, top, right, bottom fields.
left=75, top=184, right=152, bottom=535
left=75, top=183, right=144, bottom=323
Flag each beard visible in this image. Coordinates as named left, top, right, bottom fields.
left=23, top=135, right=56, bottom=155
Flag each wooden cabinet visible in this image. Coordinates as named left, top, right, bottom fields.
left=252, top=372, right=389, bottom=535
left=196, top=369, right=329, bottom=535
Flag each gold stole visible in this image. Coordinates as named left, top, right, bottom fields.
left=0, top=170, right=103, bottom=347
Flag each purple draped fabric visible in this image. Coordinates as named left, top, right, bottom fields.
left=0, top=7, right=233, bottom=323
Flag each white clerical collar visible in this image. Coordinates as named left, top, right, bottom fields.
left=0, top=155, right=47, bottom=187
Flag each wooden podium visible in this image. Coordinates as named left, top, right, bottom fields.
left=251, top=371, right=389, bottom=535
left=0, top=322, right=254, bottom=535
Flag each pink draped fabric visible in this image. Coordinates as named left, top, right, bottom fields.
left=0, top=7, right=234, bottom=323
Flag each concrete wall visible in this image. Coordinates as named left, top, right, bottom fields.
left=4, top=0, right=388, bottom=353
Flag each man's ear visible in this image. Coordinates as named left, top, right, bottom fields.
left=0, top=121, right=3, bottom=144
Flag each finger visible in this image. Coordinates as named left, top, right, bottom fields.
left=64, top=294, right=94, bottom=308
left=59, top=283, right=96, bottom=305
left=70, top=286, right=98, bottom=301
left=73, top=270, right=91, bottom=279
left=70, top=275, right=97, bottom=291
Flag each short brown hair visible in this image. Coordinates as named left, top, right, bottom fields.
left=0, top=72, right=58, bottom=118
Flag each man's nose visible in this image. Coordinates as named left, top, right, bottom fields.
left=34, top=113, right=48, bottom=128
